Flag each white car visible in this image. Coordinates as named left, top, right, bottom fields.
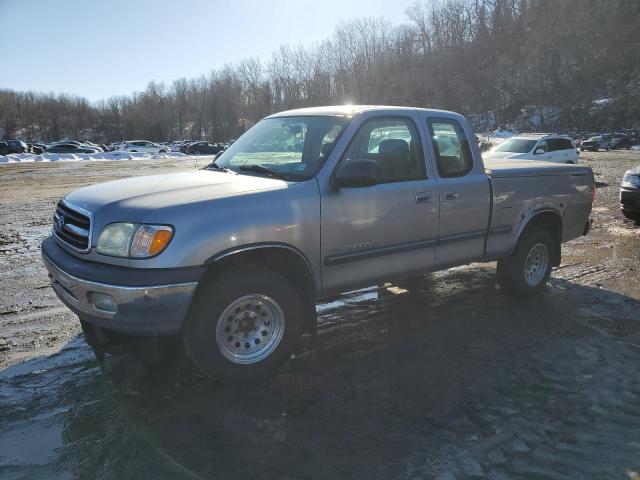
left=119, top=140, right=168, bottom=154
left=484, top=134, right=579, bottom=164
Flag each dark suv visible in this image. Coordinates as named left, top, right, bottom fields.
left=0, top=140, right=28, bottom=154
left=185, top=141, right=224, bottom=155
left=611, top=134, right=632, bottom=150
left=621, top=166, right=640, bottom=221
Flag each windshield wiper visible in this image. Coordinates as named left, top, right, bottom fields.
left=204, top=161, right=232, bottom=173
left=238, top=164, right=289, bottom=179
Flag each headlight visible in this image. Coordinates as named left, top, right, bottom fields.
left=96, top=223, right=173, bottom=258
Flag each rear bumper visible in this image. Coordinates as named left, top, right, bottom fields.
left=41, top=236, right=205, bottom=336
left=621, top=187, right=640, bottom=213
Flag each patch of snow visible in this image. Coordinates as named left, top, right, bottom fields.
left=0, top=151, right=194, bottom=165
left=592, top=97, right=614, bottom=108
left=631, top=145, right=640, bottom=151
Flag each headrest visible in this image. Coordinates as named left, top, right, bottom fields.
left=379, top=139, right=409, bottom=158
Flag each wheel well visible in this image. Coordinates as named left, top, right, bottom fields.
left=521, top=211, right=563, bottom=266
left=205, top=247, right=317, bottom=334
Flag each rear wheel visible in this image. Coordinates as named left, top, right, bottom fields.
left=497, top=227, right=556, bottom=297
left=184, top=265, right=304, bottom=383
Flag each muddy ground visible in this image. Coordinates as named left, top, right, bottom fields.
left=0, top=151, right=639, bottom=479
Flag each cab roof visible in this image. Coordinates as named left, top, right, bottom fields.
left=267, top=105, right=459, bottom=118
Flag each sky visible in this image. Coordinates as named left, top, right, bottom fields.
left=0, top=0, right=416, bottom=103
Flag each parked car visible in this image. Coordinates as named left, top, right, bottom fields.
left=185, top=141, right=224, bottom=155
left=581, top=135, right=612, bottom=151
left=620, top=166, right=640, bottom=221
left=119, top=140, right=168, bottom=154
left=28, top=143, right=47, bottom=154
left=0, top=140, right=28, bottom=154
left=484, top=134, right=579, bottom=164
left=179, top=141, right=196, bottom=153
left=46, top=143, right=103, bottom=154
left=42, top=105, right=594, bottom=382
left=611, top=134, right=632, bottom=150
left=170, top=141, right=189, bottom=152
left=51, top=140, right=83, bottom=147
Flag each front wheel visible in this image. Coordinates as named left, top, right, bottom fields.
left=183, top=265, right=304, bottom=383
left=497, top=227, right=556, bottom=297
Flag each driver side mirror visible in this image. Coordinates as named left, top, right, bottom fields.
left=332, top=159, right=380, bottom=189
left=534, top=148, right=545, bottom=155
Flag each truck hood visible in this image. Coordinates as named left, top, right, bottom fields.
left=65, top=170, right=289, bottom=217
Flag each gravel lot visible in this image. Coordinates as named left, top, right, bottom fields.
left=0, top=151, right=639, bottom=479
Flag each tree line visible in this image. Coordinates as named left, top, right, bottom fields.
left=1, top=0, right=639, bottom=143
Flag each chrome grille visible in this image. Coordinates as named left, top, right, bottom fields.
left=53, top=201, right=92, bottom=252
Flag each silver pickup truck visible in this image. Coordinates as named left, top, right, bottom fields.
left=42, top=106, right=594, bottom=382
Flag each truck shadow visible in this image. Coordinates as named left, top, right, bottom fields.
left=2, top=267, right=640, bottom=479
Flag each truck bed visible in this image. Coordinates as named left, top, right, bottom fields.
left=484, top=159, right=594, bottom=261
left=484, top=159, right=591, bottom=178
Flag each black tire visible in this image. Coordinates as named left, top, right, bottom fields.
left=159, top=150, right=166, bottom=154
left=183, top=264, right=304, bottom=383
left=496, top=227, right=556, bottom=297
left=622, top=210, right=640, bottom=222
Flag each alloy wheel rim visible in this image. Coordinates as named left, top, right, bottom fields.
left=215, top=294, right=285, bottom=364
left=524, top=242, right=549, bottom=286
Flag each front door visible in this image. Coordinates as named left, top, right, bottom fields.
left=320, top=115, right=440, bottom=295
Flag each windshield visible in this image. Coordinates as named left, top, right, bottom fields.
left=494, top=138, right=537, bottom=153
left=214, top=116, right=348, bottom=180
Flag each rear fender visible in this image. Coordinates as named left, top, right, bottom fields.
left=510, top=209, right=563, bottom=266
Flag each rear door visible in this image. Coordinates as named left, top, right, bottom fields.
left=424, top=116, right=491, bottom=266
left=555, top=138, right=578, bottom=163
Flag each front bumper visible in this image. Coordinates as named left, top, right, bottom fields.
left=41, top=236, right=206, bottom=335
left=621, top=187, right=640, bottom=213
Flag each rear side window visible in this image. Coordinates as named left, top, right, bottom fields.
left=560, top=139, right=574, bottom=150
left=427, top=119, right=473, bottom=177
left=548, top=138, right=574, bottom=151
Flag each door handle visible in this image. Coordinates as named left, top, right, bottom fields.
left=415, top=192, right=431, bottom=204
left=444, top=192, right=459, bottom=201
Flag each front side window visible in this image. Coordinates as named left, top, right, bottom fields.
left=215, top=116, right=348, bottom=180
left=341, top=117, right=426, bottom=183
left=536, top=140, right=548, bottom=153
left=428, top=119, right=473, bottom=177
